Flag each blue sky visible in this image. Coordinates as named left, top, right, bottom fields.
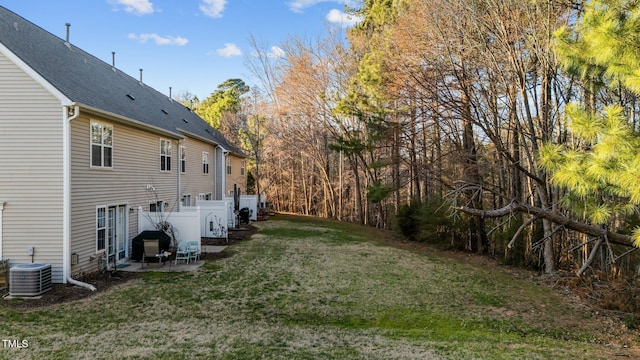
left=1, top=0, right=361, bottom=100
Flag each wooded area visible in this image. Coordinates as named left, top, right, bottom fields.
left=188, top=0, right=640, bottom=282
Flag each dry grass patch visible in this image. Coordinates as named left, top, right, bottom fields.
left=1, top=215, right=639, bottom=359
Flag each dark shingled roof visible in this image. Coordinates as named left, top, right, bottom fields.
left=0, top=6, right=245, bottom=157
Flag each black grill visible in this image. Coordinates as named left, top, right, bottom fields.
left=131, top=230, right=171, bottom=261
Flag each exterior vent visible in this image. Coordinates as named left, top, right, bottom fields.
left=161, top=109, right=168, bottom=114
left=9, top=263, right=52, bottom=297
left=182, top=118, right=188, bottom=123
left=126, top=94, right=135, bottom=100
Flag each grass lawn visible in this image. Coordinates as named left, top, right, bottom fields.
left=1, top=214, right=638, bottom=359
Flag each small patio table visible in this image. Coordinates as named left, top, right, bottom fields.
left=156, top=252, right=172, bottom=268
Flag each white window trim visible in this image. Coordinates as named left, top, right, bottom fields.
left=203, top=151, right=210, bottom=175
left=180, top=145, right=186, bottom=173
left=181, top=194, right=192, bottom=207
left=96, top=206, right=106, bottom=253
left=160, top=139, right=172, bottom=172
left=150, top=201, right=165, bottom=212
left=95, top=203, right=129, bottom=258
left=90, top=121, right=113, bottom=169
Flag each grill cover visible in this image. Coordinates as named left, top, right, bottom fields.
left=131, top=230, right=171, bottom=261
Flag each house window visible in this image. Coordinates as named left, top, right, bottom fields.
left=160, top=139, right=172, bottom=171
left=181, top=194, right=192, bottom=207
left=150, top=201, right=164, bottom=212
left=91, top=122, right=113, bottom=168
left=180, top=146, right=186, bottom=173
left=96, top=206, right=106, bottom=252
left=241, top=160, right=245, bottom=176
left=226, top=157, right=231, bottom=175
left=203, top=152, right=209, bottom=174
left=198, top=193, right=212, bottom=201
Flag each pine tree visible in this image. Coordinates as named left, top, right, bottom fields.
left=544, top=0, right=640, bottom=246
left=195, top=79, right=249, bottom=129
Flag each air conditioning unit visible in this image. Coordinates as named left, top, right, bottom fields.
left=9, top=263, right=52, bottom=297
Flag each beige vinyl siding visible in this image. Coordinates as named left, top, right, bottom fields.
left=70, top=114, right=180, bottom=276
left=180, top=137, right=216, bottom=202
left=226, top=154, right=247, bottom=196
left=0, top=53, right=64, bottom=281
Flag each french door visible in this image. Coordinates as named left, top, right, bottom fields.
left=107, top=205, right=127, bottom=265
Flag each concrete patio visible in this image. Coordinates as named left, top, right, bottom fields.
left=116, top=245, right=228, bottom=273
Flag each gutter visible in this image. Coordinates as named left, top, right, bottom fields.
left=177, top=128, right=220, bottom=146
left=81, top=104, right=183, bottom=140
left=63, top=105, right=96, bottom=291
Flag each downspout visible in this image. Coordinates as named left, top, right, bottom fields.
left=0, top=201, right=4, bottom=260
left=222, top=149, right=229, bottom=198
left=214, top=145, right=221, bottom=199
left=63, top=105, right=96, bottom=291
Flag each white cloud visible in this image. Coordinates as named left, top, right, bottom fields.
left=200, top=0, right=227, bottom=18
left=289, top=0, right=322, bottom=13
left=326, top=8, right=361, bottom=27
left=288, top=0, right=359, bottom=13
left=128, top=33, right=189, bottom=46
left=215, top=43, right=242, bottom=57
left=113, top=0, right=155, bottom=15
left=268, top=46, right=285, bottom=59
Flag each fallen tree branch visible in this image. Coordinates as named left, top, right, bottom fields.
left=455, top=200, right=634, bottom=248
left=576, top=238, right=603, bottom=277
left=507, top=216, right=538, bottom=249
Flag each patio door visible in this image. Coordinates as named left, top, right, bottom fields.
left=116, top=205, right=127, bottom=261
left=107, top=205, right=128, bottom=265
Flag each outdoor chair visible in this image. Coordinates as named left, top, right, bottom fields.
left=142, top=239, right=165, bottom=267
left=187, top=241, right=201, bottom=263
left=174, top=241, right=191, bottom=265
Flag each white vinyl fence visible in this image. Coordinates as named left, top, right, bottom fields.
left=239, top=195, right=258, bottom=221
left=222, top=197, right=238, bottom=228
left=137, top=206, right=201, bottom=247
left=192, top=200, right=230, bottom=239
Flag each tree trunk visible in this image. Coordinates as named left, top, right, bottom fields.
left=462, top=92, right=489, bottom=254
left=352, top=156, right=364, bottom=224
